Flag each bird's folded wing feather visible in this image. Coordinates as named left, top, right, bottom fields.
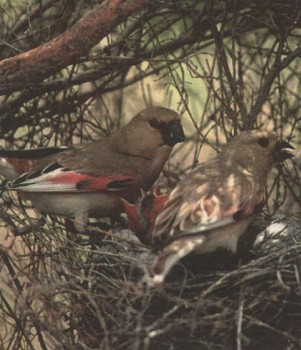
left=153, top=168, right=265, bottom=245
left=8, top=162, right=135, bottom=192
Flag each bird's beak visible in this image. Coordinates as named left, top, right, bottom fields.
left=163, top=120, right=186, bottom=146
left=273, top=139, right=295, bottom=162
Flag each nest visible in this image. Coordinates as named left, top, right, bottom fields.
left=0, top=195, right=301, bottom=350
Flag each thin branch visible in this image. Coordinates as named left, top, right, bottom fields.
left=247, top=43, right=301, bottom=128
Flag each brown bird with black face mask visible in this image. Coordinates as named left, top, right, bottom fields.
left=0, top=107, right=185, bottom=232
left=148, top=130, right=294, bottom=285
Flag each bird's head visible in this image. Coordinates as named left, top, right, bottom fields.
left=127, top=106, right=185, bottom=150
left=222, top=130, right=295, bottom=176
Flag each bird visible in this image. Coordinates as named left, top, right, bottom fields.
left=0, top=107, right=185, bottom=232
left=148, top=130, right=295, bottom=285
left=122, top=189, right=169, bottom=244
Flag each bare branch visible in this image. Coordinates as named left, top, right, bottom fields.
left=0, top=0, right=151, bottom=95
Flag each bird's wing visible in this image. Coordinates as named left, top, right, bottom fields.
left=8, top=162, right=135, bottom=193
left=153, top=163, right=265, bottom=246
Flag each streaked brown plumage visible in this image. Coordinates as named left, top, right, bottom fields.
left=149, top=130, right=294, bottom=285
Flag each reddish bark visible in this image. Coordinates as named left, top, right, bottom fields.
left=0, top=0, right=150, bottom=95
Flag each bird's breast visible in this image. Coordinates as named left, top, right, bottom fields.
left=20, top=191, right=123, bottom=218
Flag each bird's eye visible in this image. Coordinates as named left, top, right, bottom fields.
left=258, top=138, right=269, bottom=148
left=149, top=119, right=163, bottom=129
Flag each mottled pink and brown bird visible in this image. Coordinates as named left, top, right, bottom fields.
left=148, top=130, right=294, bottom=285
left=0, top=107, right=185, bottom=232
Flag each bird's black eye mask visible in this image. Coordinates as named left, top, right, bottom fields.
left=149, top=119, right=185, bottom=146
left=149, top=119, right=163, bottom=129
left=257, top=138, right=270, bottom=148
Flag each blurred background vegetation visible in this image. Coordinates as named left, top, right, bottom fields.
left=0, top=1, right=301, bottom=349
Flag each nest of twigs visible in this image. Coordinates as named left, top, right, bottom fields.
left=0, top=192, right=301, bottom=350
